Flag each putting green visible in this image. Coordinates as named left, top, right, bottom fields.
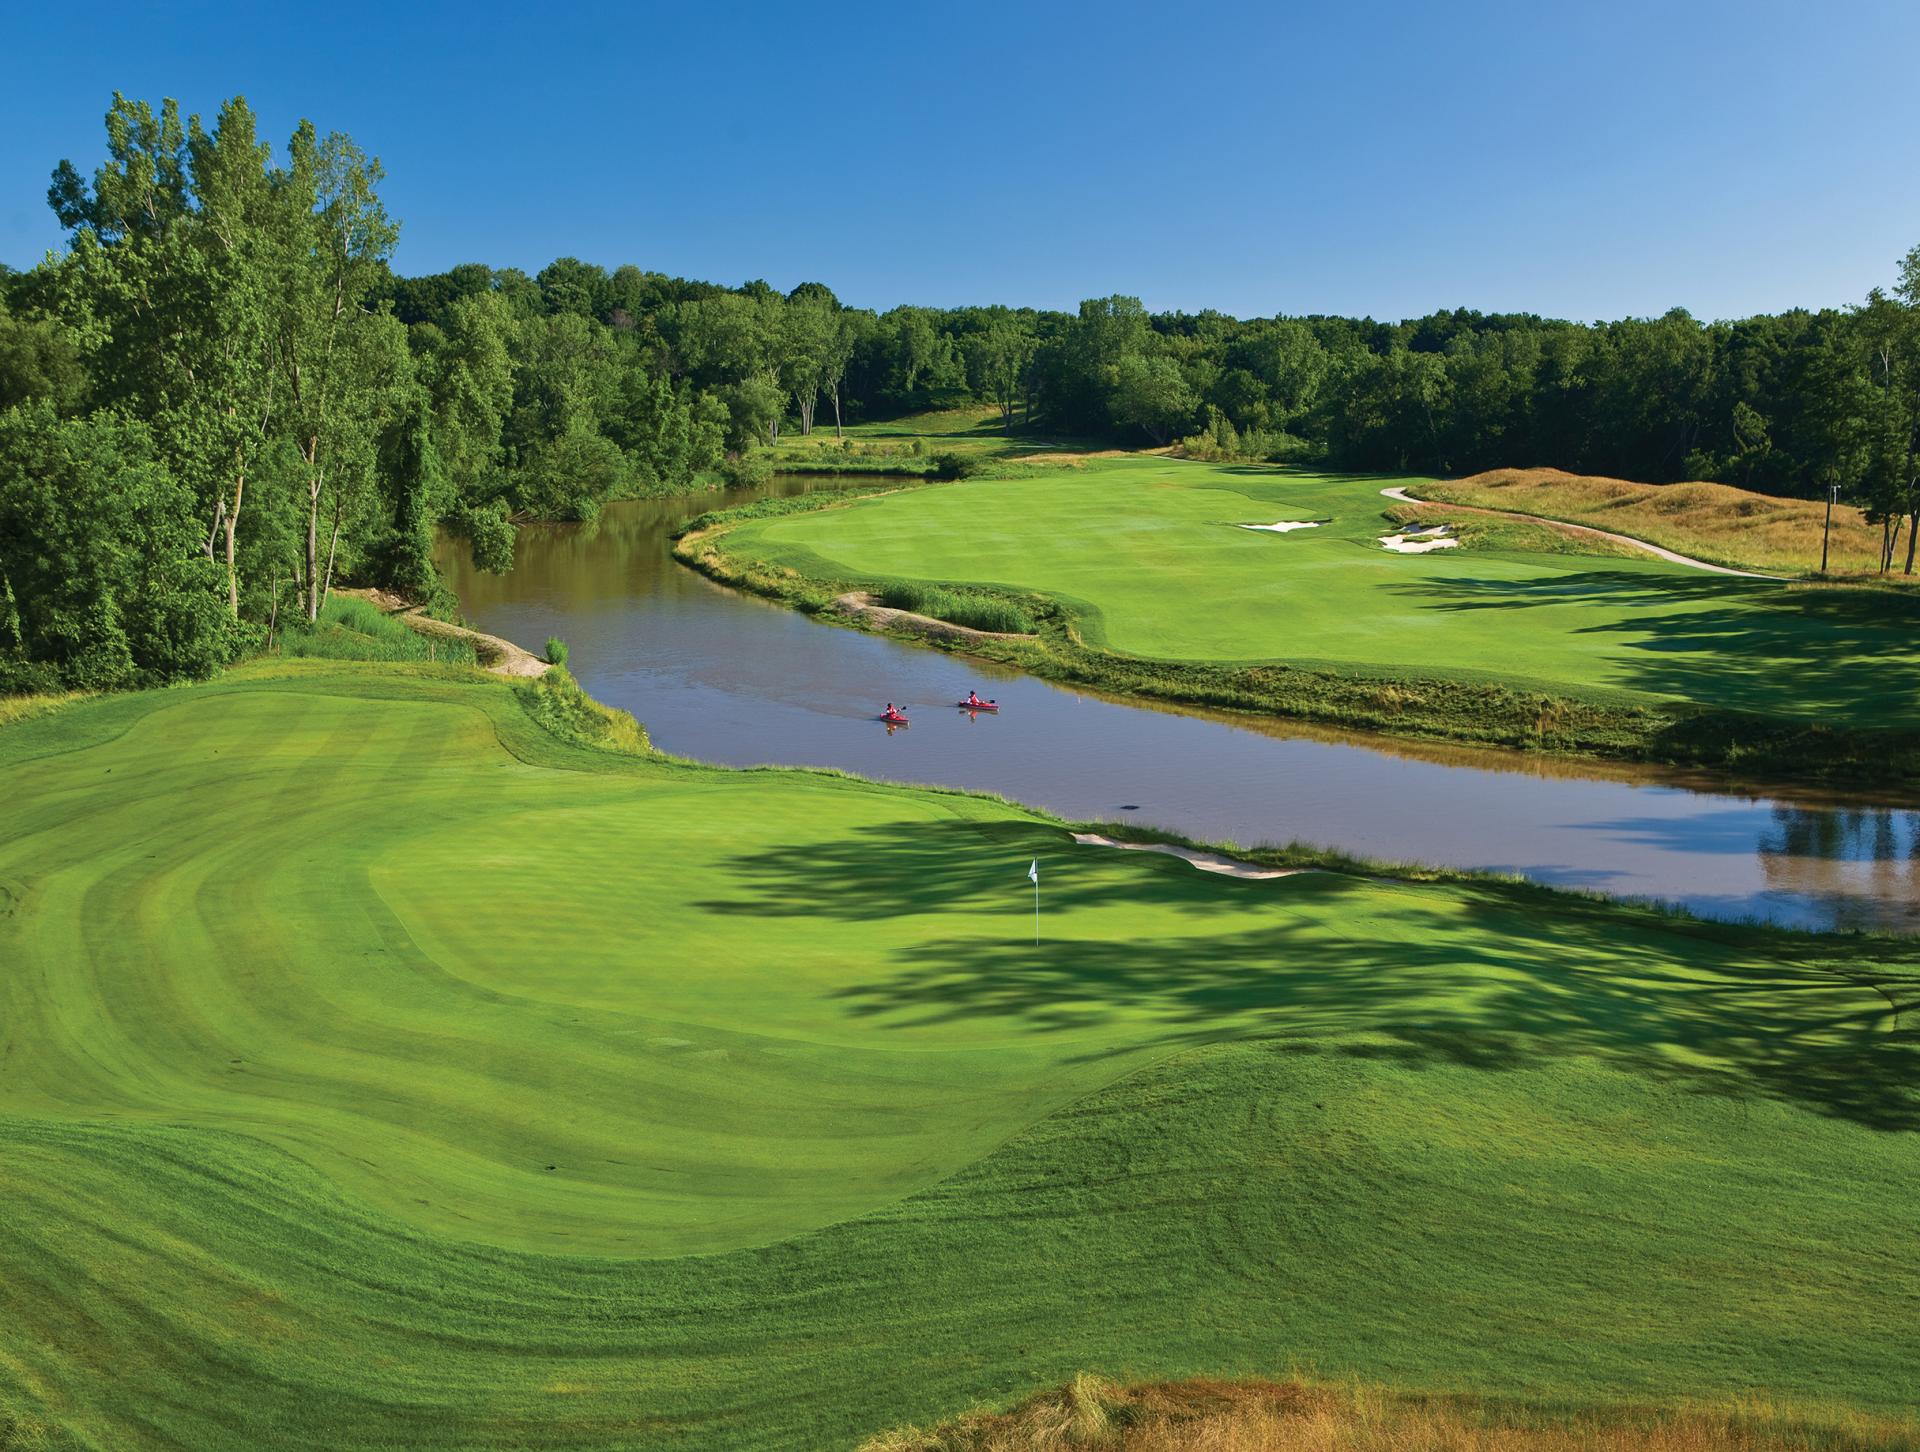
left=720, top=457, right=1920, bottom=726
left=3, top=665, right=1917, bottom=1447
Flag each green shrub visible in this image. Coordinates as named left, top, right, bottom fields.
left=545, top=636, right=569, bottom=668
left=718, top=452, right=774, bottom=488
left=930, top=451, right=982, bottom=481
left=513, top=668, right=649, bottom=755
left=1178, top=411, right=1320, bottom=465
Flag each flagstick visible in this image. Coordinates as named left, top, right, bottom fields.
left=1028, top=858, right=1040, bottom=946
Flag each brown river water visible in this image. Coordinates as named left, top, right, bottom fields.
left=437, top=477, right=1920, bottom=935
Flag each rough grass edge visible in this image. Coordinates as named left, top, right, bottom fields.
left=0, top=691, right=88, bottom=729
left=859, top=1372, right=1920, bottom=1452
left=512, top=666, right=650, bottom=757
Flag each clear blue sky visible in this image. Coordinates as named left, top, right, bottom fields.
left=6, top=0, right=1918, bottom=323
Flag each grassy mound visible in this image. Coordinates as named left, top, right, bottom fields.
left=689, top=457, right=1920, bottom=779
left=1426, top=468, right=1901, bottom=578
left=2, top=666, right=1917, bottom=1447
left=863, top=1374, right=1920, bottom=1451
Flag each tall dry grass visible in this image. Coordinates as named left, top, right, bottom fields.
left=1426, top=468, right=1906, bottom=578
left=0, top=691, right=84, bottom=727
left=860, top=1375, right=1920, bottom=1452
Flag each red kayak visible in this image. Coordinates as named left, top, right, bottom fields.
left=957, top=700, right=999, bottom=712
left=880, top=712, right=909, bottom=725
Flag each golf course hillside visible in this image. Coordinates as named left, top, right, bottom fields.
left=685, top=457, right=1920, bottom=777
left=3, top=662, right=1918, bottom=1448
left=1423, top=467, right=1908, bottom=580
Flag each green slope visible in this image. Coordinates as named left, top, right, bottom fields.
left=720, top=457, right=1920, bottom=728
left=2, top=664, right=1916, bottom=1449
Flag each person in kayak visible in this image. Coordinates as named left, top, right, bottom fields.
left=883, top=703, right=907, bottom=721
left=966, top=690, right=983, bottom=707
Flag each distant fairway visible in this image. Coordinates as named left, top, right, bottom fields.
left=2, top=665, right=1918, bottom=1448
left=716, top=457, right=1920, bottom=729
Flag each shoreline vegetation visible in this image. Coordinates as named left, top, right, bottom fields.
left=674, top=471, right=1920, bottom=788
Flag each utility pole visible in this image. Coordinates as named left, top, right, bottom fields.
left=1821, top=483, right=1838, bottom=576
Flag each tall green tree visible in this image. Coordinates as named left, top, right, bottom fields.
left=1108, top=354, right=1197, bottom=445
left=965, top=312, right=1038, bottom=431
left=50, top=94, right=282, bottom=616
left=422, top=290, right=514, bottom=493
left=273, top=122, right=406, bottom=620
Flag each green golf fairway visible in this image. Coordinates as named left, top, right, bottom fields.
left=3, top=665, right=1917, bottom=1448
left=719, top=457, right=1920, bottom=726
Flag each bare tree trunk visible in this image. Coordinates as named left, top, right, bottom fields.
left=304, top=438, right=323, bottom=622
left=222, top=473, right=245, bottom=615
left=1907, top=508, right=1919, bottom=575
left=265, top=573, right=280, bottom=648
left=306, top=491, right=320, bottom=619
left=289, top=548, right=306, bottom=621
left=320, top=491, right=344, bottom=615
left=831, top=386, right=843, bottom=438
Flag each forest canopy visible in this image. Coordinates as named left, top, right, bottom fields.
left=8, top=90, right=1920, bottom=691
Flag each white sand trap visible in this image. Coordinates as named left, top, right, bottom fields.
left=1238, top=520, right=1320, bottom=533
left=1380, top=525, right=1460, bottom=553
left=1072, top=832, right=1309, bottom=880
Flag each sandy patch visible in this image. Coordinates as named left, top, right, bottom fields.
left=1238, top=520, right=1321, bottom=534
left=1380, top=525, right=1460, bottom=554
left=1072, top=832, right=1310, bottom=880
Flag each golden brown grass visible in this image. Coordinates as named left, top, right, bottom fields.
left=1423, top=468, right=1907, bottom=578
left=860, top=1376, right=1920, bottom=1452
left=0, top=691, right=85, bottom=727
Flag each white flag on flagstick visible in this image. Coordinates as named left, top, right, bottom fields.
left=1028, top=859, right=1040, bottom=945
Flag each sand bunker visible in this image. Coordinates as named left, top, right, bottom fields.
left=1072, top=832, right=1309, bottom=880
left=1380, top=524, right=1460, bottom=554
left=1238, top=520, right=1321, bottom=533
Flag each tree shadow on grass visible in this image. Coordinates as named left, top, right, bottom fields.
left=698, top=818, right=1920, bottom=1131
left=1383, top=569, right=1920, bottom=722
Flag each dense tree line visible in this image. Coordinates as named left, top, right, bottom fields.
left=7, top=91, right=1920, bottom=692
